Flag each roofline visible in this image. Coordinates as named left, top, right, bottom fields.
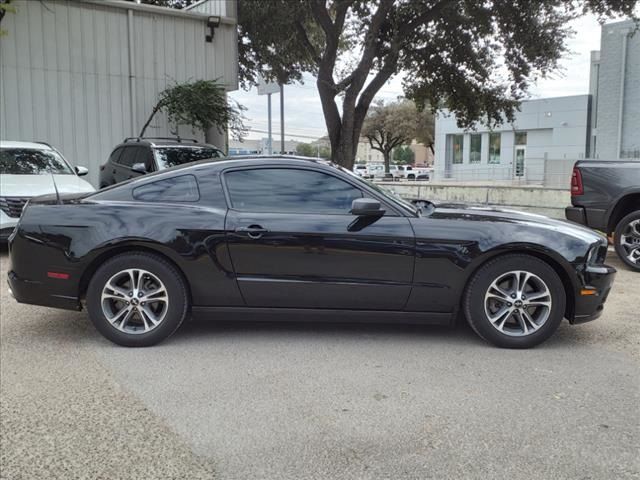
left=79, top=0, right=236, bottom=25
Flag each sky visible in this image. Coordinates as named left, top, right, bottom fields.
left=229, top=15, right=604, bottom=142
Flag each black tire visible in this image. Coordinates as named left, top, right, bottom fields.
left=86, top=252, right=189, bottom=347
left=613, top=210, right=640, bottom=271
left=463, top=254, right=566, bottom=349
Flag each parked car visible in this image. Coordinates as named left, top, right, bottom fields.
left=353, top=164, right=371, bottom=178
left=0, top=141, right=94, bottom=240
left=565, top=160, right=640, bottom=271
left=99, top=137, right=223, bottom=187
left=8, top=156, right=614, bottom=349
left=396, top=165, right=430, bottom=180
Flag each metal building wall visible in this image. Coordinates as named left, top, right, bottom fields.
left=0, top=0, right=238, bottom=186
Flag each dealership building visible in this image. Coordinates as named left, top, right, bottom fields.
left=0, top=0, right=238, bottom=187
left=433, top=19, right=639, bottom=183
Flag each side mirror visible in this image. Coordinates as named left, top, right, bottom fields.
left=131, top=162, right=147, bottom=174
left=75, top=166, right=89, bottom=176
left=351, top=198, right=385, bottom=217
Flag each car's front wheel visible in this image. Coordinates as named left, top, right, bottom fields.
left=86, top=252, right=189, bottom=347
left=463, top=254, right=566, bottom=348
left=614, top=211, right=640, bottom=271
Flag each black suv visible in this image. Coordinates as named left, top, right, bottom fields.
left=99, top=137, right=223, bottom=187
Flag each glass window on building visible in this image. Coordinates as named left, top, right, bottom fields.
left=488, top=133, right=501, bottom=164
left=470, top=134, right=482, bottom=164
left=515, top=132, right=527, bottom=145
left=449, top=134, right=463, bottom=164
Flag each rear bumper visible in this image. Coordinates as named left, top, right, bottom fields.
left=565, top=206, right=586, bottom=226
left=7, top=270, right=81, bottom=311
left=571, top=264, right=616, bottom=324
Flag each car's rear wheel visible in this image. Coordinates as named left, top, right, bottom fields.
left=86, top=252, right=189, bottom=347
left=613, top=211, right=640, bottom=271
left=463, top=254, right=566, bottom=348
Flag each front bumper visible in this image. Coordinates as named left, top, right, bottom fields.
left=571, top=264, right=616, bottom=324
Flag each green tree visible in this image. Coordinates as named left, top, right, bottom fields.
left=296, top=142, right=331, bottom=159
left=393, top=146, right=415, bottom=165
left=238, top=0, right=637, bottom=169
left=140, top=79, right=247, bottom=140
left=362, top=100, right=432, bottom=173
left=0, top=0, right=15, bottom=37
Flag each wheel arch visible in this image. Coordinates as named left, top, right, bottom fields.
left=607, top=191, right=640, bottom=234
left=78, top=242, right=192, bottom=304
left=458, top=246, right=577, bottom=323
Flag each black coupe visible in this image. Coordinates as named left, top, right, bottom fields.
left=7, top=157, right=615, bottom=348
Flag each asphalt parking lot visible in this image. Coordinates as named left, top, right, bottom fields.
left=1, top=249, right=638, bottom=480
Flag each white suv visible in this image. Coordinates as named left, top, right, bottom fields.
left=0, top=141, right=94, bottom=240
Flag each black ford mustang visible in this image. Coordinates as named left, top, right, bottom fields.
left=7, top=157, right=615, bottom=348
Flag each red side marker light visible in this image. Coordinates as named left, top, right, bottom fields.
left=47, top=272, right=70, bottom=280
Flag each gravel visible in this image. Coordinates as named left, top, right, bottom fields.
left=1, top=249, right=638, bottom=480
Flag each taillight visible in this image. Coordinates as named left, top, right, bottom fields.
left=571, top=167, right=583, bottom=196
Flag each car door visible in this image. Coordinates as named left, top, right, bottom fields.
left=222, top=165, right=415, bottom=310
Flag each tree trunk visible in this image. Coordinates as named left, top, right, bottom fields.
left=383, top=150, right=391, bottom=174
left=139, top=102, right=162, bottom=137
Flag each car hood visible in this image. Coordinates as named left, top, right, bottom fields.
left=0, top=174, right=95, bottom=197
left=428, top=202, right=605, bottom=245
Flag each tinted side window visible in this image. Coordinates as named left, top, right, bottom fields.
left=132, top=174, right=200, bottom=202
left=118, top=147, right=139, bottom=167
left=136, top=147, right=155, bottom=171
left=109, top=148, right=123, bottom=164
left=225, top=168, right=363, bottom=214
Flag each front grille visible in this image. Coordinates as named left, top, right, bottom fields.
left=0, top=197, right=29, bottom=218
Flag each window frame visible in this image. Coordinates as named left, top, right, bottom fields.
left=488, top=132, right=501, bottom=164
left=469, top=134, right=482, bottom=164
left=449, top=134, right=464, bottom=164
left=220, top=165, right=405, bottom=217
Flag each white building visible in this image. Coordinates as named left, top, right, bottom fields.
left=356, top=139, right=385, bottom=164
left=433, top=95, right=590, bottom=184
left=0, top=0, right=238, bottom=186
left=589, top=19, right=640, bottom=159
left=228, top=138, right=300, bottom=155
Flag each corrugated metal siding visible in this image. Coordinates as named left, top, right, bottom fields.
left=0, top=0, right=238, bottom=187
left=186, top=0, right=236, bottom=17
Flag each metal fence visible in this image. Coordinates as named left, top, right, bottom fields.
left=431, top=158, right=575, bottom=188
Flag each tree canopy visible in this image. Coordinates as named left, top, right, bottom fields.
left=238, top=0, right=637, bottom=168
left=296, top=142, right=332, bottom=159
left=361, top=99, right=433, bottom=171
left=140, top=80, right=246, bottom=140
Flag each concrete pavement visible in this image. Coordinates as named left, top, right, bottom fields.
left=1, top=250, right=638, bottom=479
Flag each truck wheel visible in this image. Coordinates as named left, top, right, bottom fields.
left=614, top=211, right=640, bottom=271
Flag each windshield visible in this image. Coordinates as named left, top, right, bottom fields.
left=340, top=166, right=419, bottom=216
left=0, top=148, right=75, bottom=175
left=153, top=146, right=223, bottom=169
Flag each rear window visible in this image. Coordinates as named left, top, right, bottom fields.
left=132, top=175, right=200, bottom=202
left=153, top=147, right=223, bottom=170
left=0, top=148, right=74, bottom=175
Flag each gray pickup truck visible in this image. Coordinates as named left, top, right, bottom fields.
left=566, top=160, right=640, bottom=271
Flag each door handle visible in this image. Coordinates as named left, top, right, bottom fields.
left=235, top=225, right=268, bottom=239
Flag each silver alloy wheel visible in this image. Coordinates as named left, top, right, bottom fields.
left=484, top=270, right=552, bottom=337
left=619, top=219, right=640, bottom=265
left=101, top=268, right=169, bottom=334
